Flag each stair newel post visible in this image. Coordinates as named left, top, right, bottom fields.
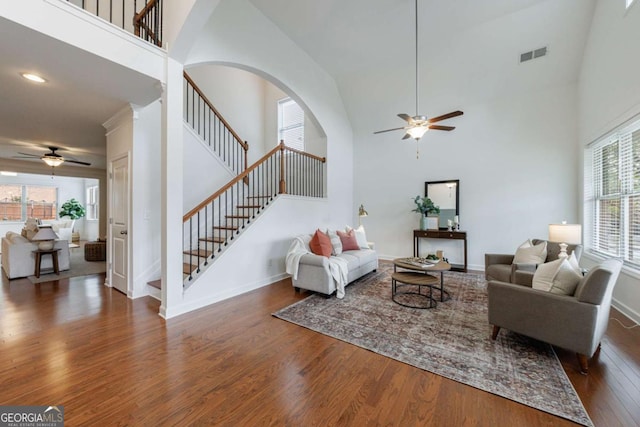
left=279, top=141, right=287, bottom=194
left=244, top=141, right=248, bottom=172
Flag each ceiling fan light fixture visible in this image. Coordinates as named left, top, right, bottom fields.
left=42, top=155, right=64, bottom=167
left=407, top=126, right=428, bottom=140
left=21, top=73, right=47, bottom=83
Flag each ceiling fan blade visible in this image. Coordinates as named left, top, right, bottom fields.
left=397, top=113, right=413, bottom=123
left=65, top=159, right=91, bottom=166
left=428, top=125, right=455, bottom=131
left=17, top=152, right=39, bottom=157
left=402, top=133, right=412, bottom=140
left=373, top=127, right=406, bottom=134
left=427, top=110, right=464, bottom=124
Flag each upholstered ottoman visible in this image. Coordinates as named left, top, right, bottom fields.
left=84, top=241, right=106, bottom=261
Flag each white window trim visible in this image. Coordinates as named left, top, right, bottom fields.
left=584, top=115, right=640, bottom=272
left=277, top=97, right=304, bottom=151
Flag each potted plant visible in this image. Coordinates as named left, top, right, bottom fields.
left=59, top=198, right=86, bottom=233
left=412, top=196, right=440, bottom=230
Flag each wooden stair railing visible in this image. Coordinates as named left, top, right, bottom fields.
left=182, top=142, right=326, bottom=282
left=66, top=0, right=163, bottom=47
left=133, top=0, right=162, bottom=47
left=184, top=72, right=249, bottom=175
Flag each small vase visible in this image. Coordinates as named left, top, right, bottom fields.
left=420, top=216, right=427, bottom=230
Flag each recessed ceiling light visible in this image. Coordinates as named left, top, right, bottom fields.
left=21, top=73, right=47, bottom=83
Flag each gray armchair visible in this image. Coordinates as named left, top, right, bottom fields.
left=485, top=239, right=583, bottom=283
left=488, top=258, right=623, bottom=374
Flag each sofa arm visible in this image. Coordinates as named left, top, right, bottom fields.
left=513, top=270, right=534, bottom=287
left=298, top=253, right=329, bottom=268
left=485, top=253, right=514, bottom=266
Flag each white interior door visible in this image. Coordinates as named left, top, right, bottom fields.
left=110, top=156, right=129, bottom=295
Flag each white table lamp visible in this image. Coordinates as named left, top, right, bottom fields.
left=548, top=222, right=582, bottom=258
left=32, top=225, right=59, bottom=250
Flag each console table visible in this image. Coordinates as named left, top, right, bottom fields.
left=413, top=229, right=468, bottom=272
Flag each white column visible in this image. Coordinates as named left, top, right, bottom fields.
left=160, top=57, right=185, bottom=318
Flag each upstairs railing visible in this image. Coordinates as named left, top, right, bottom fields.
left=65, top=0, right=162, bottom=47
left=182, top=142, right=326, bottom=281
left=133, top=0, right=162, bottom=47
left=183, top=72, right=249, bottom=175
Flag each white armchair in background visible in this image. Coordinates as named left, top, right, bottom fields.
left=41, top=219, right=74, bottom=242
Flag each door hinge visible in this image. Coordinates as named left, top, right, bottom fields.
left=109, top=218, right=113, bottom=224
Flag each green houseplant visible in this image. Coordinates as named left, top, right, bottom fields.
left=412, top=196, right=440, bottom=230
left=59, top=198, right=86, bottom=220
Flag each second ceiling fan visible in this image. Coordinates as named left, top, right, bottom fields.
left=374, top=0, right=463, bottom=156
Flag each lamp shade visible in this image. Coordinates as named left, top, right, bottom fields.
left=548, top=223, right=582, bottom=244
left=406, top=125, right=428, bottom=140
left=32, top=225, right=59, bottom=250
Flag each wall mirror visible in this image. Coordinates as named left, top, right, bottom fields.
left=425, top=179, right=459, bottom=229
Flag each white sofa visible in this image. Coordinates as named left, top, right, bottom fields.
left=289, top=233, right=378, bottom=297
left=1, top=231, right=70, bottom=279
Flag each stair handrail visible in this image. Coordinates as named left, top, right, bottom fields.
left=182, top=142, right=326, bottom=280
left=183, top=72, right=249, bottom=173
left=184, top=142, right=325, bottom=222
left=133, top=0, right=162, bottom=47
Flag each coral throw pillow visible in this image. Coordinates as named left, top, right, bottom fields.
left=337, top=229, right=360, bottom=251
left=310, top=229, right=332, bottom=258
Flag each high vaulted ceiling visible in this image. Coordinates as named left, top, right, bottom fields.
left=248, top=0, right=596, bottom=130
left=0, top=0, right=597, bottom=171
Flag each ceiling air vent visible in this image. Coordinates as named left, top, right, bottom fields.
left=520, top=46, right=547, bottom=63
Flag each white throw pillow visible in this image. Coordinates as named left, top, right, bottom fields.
left=549, top=253, right=582, bottom=295
left=326, top=229, right=343, bottom=255
left=532, top=253, right=582, bottom=295
left=513, top=240, right=547, bottom=264
left=532, top=258, right=563, bottom=292
left=346, top=225, right=369, bottom=249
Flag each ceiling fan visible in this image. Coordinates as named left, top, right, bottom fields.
left=14, top=146, right=91, bottom=167
left=373, top=0, right=463, bottom=157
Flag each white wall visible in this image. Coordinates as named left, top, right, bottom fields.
left=131, top=101, right=162, bottom=298
left=578, top=0, right=640, bottom=324
left=183, top=124, right=236, bottom=213
left=353, top=82, right=579, bottom=269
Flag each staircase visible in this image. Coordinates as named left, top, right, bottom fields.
left=182, top=142, right=326, bottom=284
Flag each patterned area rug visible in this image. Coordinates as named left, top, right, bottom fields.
left=274, top=263, right=592, bottom=426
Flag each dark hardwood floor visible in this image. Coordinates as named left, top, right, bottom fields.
left=1, top=271, right=638, bottom=426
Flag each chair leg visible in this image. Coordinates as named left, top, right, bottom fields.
left=491, top=325, right=500, bottom=340
left=577, top=353, right=589, bottom=375
left=594, top=343, right=602, bottom=358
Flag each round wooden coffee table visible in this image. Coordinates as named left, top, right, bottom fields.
left=392, top=258, right=452, bottom=308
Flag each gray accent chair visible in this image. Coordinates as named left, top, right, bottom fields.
left=485, top=239, right=583, bottom=283
left=488, top=258, right=623, bottom=374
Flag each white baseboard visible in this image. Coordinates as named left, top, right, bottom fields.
left=161, top=272, right=289, bottom=319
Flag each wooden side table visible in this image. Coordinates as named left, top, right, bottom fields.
left=33, top=249, right=61, bottom=278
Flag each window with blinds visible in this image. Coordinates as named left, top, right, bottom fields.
left=278, top=98, right=304, bottom=151
left=585, top=117, right=640, bottom=268
left=86, top=185, right=99, bottom=220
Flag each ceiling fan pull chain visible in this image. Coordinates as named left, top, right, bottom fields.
left=416, top=140, right=419, bottom=159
